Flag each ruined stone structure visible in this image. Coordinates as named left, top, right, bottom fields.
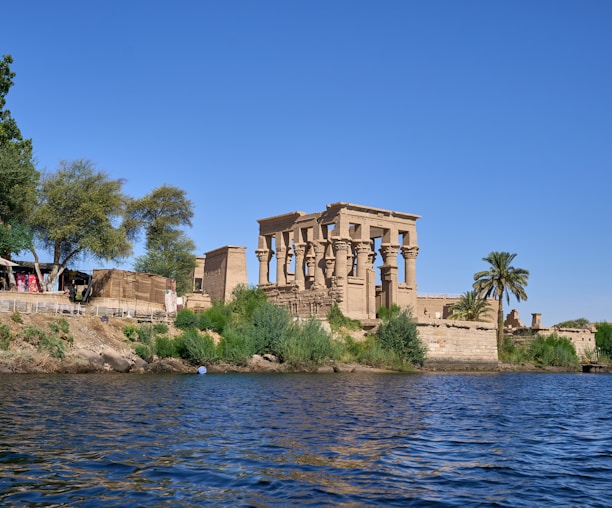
left=256, top=203, right=420, bottom=320
left=186, top=246, right=248, bottom=309
left=202, top=246, right=247, bottom=303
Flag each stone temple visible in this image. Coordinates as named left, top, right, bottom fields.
left=256, top=202, right=420, bottom=321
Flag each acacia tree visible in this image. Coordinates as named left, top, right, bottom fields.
left=449, top=290, right=492, bottom=321
left=473, top=251, right=529, bottom=350
left=0, top=54, right=39, bottom=288
left=29, top=160, right=132, bottom=291
left=127, top=185, right=196, bottom=295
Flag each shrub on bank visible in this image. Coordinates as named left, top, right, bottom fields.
left=500, top=334, right=580, bottom=368
left=529, top=334, right=579, bottom=367
left=216, top=325, right=253, bottom=366
left=245, top=302, right=291, bottom=358
left=178, top=328, right=217, bottom=363
left=376, top=308, right=426, bottom=366
left=280, top=318, right=337, bottom=368
left=0, top=323, right=12, bottom=350
left=327, top=303, right=361, bottom=332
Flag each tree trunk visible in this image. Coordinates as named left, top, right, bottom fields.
left=497, top=295, right=504, bottom=351
left=7, top=266, right=16, bottom=290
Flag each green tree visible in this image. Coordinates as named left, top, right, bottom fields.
left=29, top=160, right=132, bottom=291
left=133, top=230, right=196, bottom=295
left=0, top=55, right=39, bottom=288
left=127, top=185, right=196, bottom=295
left=595, top=322, right=612, bottom=358
left=473, top=251, right=529, bottom=350
left=553, top=318, right=590, bottom=329
left=449, top=290, right=492, bottom=321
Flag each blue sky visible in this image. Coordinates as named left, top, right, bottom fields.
left=3, top=1, right=611, bottom=326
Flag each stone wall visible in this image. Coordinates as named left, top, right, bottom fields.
left=511, top=326, right=596, bottom=360
left=417, top=318, right=499, bottom=370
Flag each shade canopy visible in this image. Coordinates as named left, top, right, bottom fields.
left=0, top=257, right=19, bottom=267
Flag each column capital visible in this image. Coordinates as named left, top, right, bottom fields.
left=401, top=245, right=420, bottom=259
left=255, top=249, right=269, bottom=262
left=379, top=243, right=400, bottom=265
left=293, top=243, right=307, bottom=256
left=332, top=238, right=351, bottom=253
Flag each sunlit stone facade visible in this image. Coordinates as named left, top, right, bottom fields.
left=256, top=202, right=420, bottom=320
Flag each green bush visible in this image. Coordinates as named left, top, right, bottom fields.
left=10, top=311, right=22, bottom=323
left=48, top=318, right=73, bottom=343
left=340, top=334, right=403, bottom=369
left=179, top=328, right=217, bottom=363
left=376, top=309, right=426, bottom=366
left=0, top=324, right=12, bottom=350
left=198, top=304, right=228, bottom=333
left=39, top=335, right=65, bottom=359
left=217, top=326, right=253, bottom=365
left=153, top=323, right=168, bottom=335
left=327, top=303, right=361, bottom=332
left=529, top=334, right=579, bottom=367
left=280, top=318, right=336, bottom=368
left=247, top=302, right=291, bottom=357
left=123, top=324, right=139, bottom=341
left=229, top=284, right=268, bottom=323
left=155, top=336, right=175, bottom=358
left=175, top=308, right=197, bottom=329
left=135, top=344, right=154, bottom=362
left=377, top=304, right=401, bottom=321
left=137, top=324, right=154, bottom=345
left=23, top=326, right=47, bottom=346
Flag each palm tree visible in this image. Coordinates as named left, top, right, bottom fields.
left=449, top=290, right=492, bottom=322
left=473, top=251, right=529, bottom=350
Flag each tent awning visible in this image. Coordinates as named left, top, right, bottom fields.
left=0, top=257, right=19, bottom=267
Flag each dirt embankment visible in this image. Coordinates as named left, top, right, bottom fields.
left=0, top=312, right=194, bottom=374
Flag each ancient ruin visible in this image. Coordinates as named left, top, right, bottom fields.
left=256, top=202, right=420, bottom=321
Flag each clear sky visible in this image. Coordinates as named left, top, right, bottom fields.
left=3, top=1, right=611, bottom=326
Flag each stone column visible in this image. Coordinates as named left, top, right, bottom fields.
left=293, top=243, right=306, bottom=289
left=355, top=241, right=371, bottom=278
left=312, top=241, right=326, bottom=289
left=333, top=239, right=350, bottom=313
left=276, top=247, right=286, bottom=285
left=333, top=239, right=350, bottom=278
left=255, top=249, right=270, bottom=285
left=401, top=245, right=419, bottom=288
left=379, top=244, right=400, bottom=309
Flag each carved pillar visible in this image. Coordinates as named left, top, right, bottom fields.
left=355, top=241, right=371, bottom=278
left=401, top=245, right=419, bottom=288
left=305, top=243, right=316, bottom=287
left=333, top=239, right=350, bottom=313
left=333, top=239, right=350, bottom=278
left=312, top=241, right=326, bottom=289
left=293, top=243, right=306, bottom=289
left=276, top=247, right=286, bottom=285
left=325, top=242, right=335, bottom=282
left=379, top=244, right=400, bottom=309
left=255, top=249, right=270, bottom=285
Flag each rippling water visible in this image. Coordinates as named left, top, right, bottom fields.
left=0, top=372, right=610, bottom=507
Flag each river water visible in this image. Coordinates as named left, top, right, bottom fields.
left=0, top=372, right=610, bottom=507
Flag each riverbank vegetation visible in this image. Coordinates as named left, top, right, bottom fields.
left=499, top=333, right=580, bottom=369
left=124, top=286, right=427, bottom=372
